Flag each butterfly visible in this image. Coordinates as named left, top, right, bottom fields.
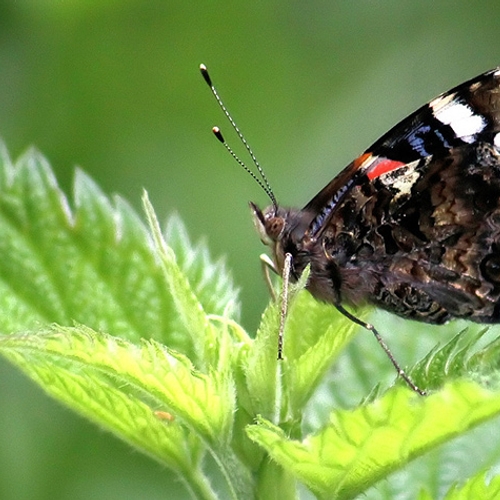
left=201, top=65, right=500, bottom=393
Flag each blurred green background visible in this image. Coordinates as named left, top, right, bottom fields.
left=1, top=1, right=500, bottom=499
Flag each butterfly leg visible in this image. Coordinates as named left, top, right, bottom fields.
left=335, top=304, right=427, bottom=396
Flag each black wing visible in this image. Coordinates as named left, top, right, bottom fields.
left=303, top=67, right=500, bottom=238
left=305, top=68, right=500, bottom=322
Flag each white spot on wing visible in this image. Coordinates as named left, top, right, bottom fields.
left=494, top=132, right=500, bottom=150
left=431, top=98, right=486, bottom=142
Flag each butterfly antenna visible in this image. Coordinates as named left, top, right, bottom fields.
left=200, top=64, right=278, bottom=211
left=211, top=127, right=276, bottom=203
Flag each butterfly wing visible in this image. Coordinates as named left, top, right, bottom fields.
left=367, top=67, right=500, bottom=163
left=302, top=68, right=500, bottom=323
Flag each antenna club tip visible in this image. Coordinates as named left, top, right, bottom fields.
left=199, top=64, right=212, bottom=86
left=212, top=127, right=225, bottom=143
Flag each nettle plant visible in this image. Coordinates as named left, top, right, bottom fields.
left=2, top=144, right=500, bottom=499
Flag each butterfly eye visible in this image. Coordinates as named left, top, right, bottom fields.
left=265, top=216, right=285, bottom=241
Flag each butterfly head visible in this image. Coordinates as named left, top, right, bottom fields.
left=251, top=203, right=284, bottom=243
left=250, top=201, right=313, bottom=280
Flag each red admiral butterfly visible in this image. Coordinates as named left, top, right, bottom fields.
left=201, top=65, right=500, bottom=394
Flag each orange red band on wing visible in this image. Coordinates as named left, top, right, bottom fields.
left=354, top=153, right=406, bottom=180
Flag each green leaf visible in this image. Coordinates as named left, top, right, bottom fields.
left=0, top=326, right=211, bottom=495
left=0, top=145, right=240, bottom=352
left=0, top=325, right=253, bottom=499
left=241, top=272, right=359, bottom=428
left=165, top=213, right=240, bottom=324
left=247, top=381, right=500, bottom=500
left=142, top=192, right=212, bottom=366
left=283, top=292, right=359, bottom=418
left=0, top=144, right=253, bottom=499
left=442, top=469, right=500, bottom=499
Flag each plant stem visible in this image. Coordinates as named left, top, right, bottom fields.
left=182, top=468, right=218, bottom=500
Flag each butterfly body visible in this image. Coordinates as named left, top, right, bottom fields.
left=252, top=68, right=500, bottom=326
